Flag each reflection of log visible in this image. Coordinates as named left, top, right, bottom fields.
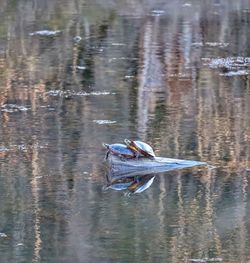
left=105, top=155, right=208, bottom=179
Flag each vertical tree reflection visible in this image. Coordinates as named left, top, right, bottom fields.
left=0, top=0, right=249, bottom=262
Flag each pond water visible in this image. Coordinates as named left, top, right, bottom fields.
left=0, top=0, right=250, bottom=262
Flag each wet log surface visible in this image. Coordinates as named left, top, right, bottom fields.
left=105, top=155, right=208, bottom=179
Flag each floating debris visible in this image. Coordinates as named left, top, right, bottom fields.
left=1, top=104, right=29, bottom=113
left=75, top=66, right=86, bottom=70
left=46, top=90, right=114, bottom=97
left=46, top=90, right=62, bottom=96
left=124, top=75, right=135, bottom=80
left=0, top=232, right=7, bottom=238
left=219, top=69, right=250, bottom=76
left=19, top=143, right=47, bottom=151
left=168, top=73, right=191, bottom=78
left=8, top=143, right=48, bottom=152
left=48, top=107, right=55, bottom=111
left=111, top=42, right=125, bottom=46
left=204, top=56, right=250, bottom=69
left=39, top=105, right=56, bottom=110
left=192, top=42, right=229, bottom=48
left=90, top=45, right=104, bottom=53
left=182, top=3, right=192, bottom=7
left=17, top=144, right=27, bottom=152
left=34, top=176, right=43, bottom=179
left=207, top=164, right=216, bottom=170
left=151, top=10, right=165, bottom=16
left=73, top=36, right=82, bottom=43
left=79, top=91, right=112, bottom=96
left=16, top=243, right=24, bottom=247
left=108, top=57, right=138, bottom=63
left=29, top=30, right=61, bottom=36
left=0, top=146, right=9, bottom=152
left=93, top=120, right=117, bottom=125
left=192, top=42, right=203, bottom=47
left=188, top=258, right=222, bottom=263
left=206, top=42, right=229, bottom=47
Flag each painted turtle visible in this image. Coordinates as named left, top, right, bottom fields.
left=124, top=139, right=156, bottom=159
left=103, top=143, right=135, bottom=160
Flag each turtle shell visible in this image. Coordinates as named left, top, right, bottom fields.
left=124, top=139, right=155, bottom=158
left=103, top=143, right=135, bottom=159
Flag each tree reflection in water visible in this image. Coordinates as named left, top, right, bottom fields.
left=0, top=0, right=249, bottom=262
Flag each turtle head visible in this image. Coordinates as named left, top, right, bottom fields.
left=102, top=143, right=110, bottom=149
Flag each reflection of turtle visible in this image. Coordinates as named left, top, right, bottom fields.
left=124, top=139, right=155, bottom=159
left=103, top=143, right=135, bottom=160
left=104, top=174, right=155, bottom=194
left=105, top=177, right=135, bottom=191
left=128, top=175, right=155, bottom=194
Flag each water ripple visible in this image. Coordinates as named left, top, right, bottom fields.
left=46, top=90, right=115, bottom=97
left=29, top=30, right=61, bottom=36
left=203, top=56, right=250, bottom=69
left=93, top=120, right=117, bottom=125
left=219, top=69, right=250, bottom=76
left=0, top=233, right=8, bottom=238
left=1, top=104, right=29, bottom=113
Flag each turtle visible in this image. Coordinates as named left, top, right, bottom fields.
left=124, top=139, right=156, bottom=159
left=103, top=143, right=135, bottom=160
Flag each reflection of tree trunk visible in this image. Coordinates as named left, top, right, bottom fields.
left=137, top=16, right=165, bottom=139
left=233, top=173, right=247, bottom=263
left=203, top=169, right=222, bottom=258
left=196, top=66, right=249, bottom=170
left=30, top=137, right=42, bottom=262
left=170, top=173, right=187, bottom=263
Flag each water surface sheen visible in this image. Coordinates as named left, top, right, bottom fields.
left=0, top=1, right=250, bottom=262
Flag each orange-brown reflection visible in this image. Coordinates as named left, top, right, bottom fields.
left=0, top=1, right=249, bottom=263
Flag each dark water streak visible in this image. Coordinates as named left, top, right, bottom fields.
left=0, top=0, right=250, bottom=262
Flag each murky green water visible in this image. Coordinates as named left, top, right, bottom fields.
left=0, top=0, right=250, bottom=262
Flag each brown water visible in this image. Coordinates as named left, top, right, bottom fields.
left=0, top=0, right=250, bottom=262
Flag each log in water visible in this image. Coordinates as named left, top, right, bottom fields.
left=105, top=155, right=208, bottom=179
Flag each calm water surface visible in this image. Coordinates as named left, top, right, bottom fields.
left=0, top=1, right=250, bottom=262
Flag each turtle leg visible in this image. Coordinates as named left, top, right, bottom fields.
left=104, top=151, right=109, bottom=160
left=120, top=156, right=127, bottom=162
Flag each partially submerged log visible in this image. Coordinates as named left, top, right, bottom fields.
left=105, top=155, right=208, bottom=180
